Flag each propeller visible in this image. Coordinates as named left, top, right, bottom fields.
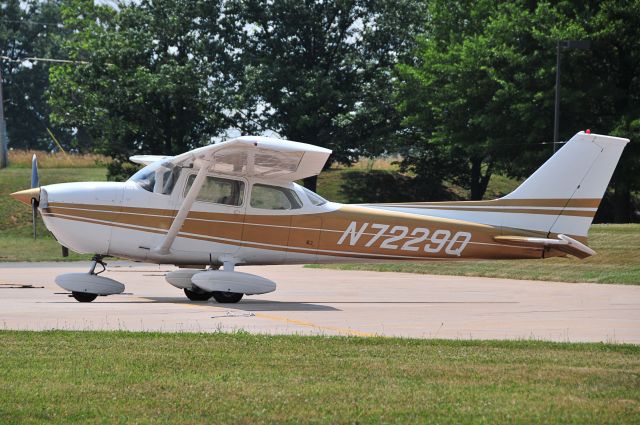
left=12, top=155, right=69, bottom=256
left=31, top=154, right=39, bottom=240
left=30, top=154, right=69, bottom=257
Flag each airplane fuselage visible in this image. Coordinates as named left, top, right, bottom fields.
left=38, top=178, right=549, bottom=268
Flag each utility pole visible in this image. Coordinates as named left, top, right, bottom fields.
left=0, top=60, right=8, bottom=168
left=553, top=42, right=561, bottom=154
left=553, top=40, right=591, bottom=154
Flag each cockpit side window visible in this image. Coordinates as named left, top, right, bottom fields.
left=184, top=174, right=245, bottom=206
left=250, top=184, right=302, bottom=210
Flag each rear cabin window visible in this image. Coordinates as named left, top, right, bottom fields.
left=184, top=175, right=245, bottom=206
left=250, top=184, right=302, bottom=210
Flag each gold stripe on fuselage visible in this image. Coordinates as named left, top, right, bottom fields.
left=373, top=198, right=601, bottom=209
left=42, top=202, right=566, bottom=261
left=371, top=205, right=596, bottom=217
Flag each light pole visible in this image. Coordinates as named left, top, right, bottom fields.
left=553, top=39, right=591, bottom=153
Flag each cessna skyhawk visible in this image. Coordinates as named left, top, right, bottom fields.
left=11, top=131, right=629, bottom=302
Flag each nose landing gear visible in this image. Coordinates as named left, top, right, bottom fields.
left=88, top=255, right=107, bottom=276
left=70, top=256, right=106, bottom=302
left=55, top=255, right=125, bottom=302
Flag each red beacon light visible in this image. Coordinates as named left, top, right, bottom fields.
left=586, top=129, right=591, bottom=134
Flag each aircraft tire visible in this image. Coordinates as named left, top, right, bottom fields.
left=211, top=291, right=243, bottom=303
left=184, top=288, right=213, bottom=301
left=71, top=292, right=98, bottom=303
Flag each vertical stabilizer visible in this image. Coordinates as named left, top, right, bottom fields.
left=501, top=131, right=629, bottom=237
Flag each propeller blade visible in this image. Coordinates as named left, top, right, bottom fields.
left=31, top=154, right=39, bottom=239
left=31, top=154, right=39, bottom=188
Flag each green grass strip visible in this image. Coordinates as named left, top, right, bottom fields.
left=0, top=331, right=638, bottom=424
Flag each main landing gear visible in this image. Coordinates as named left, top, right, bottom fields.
left=212, top=291, right=244, bottom=303
left=167, top=263, right=247, bottom=304
left=183, top=288, right=244, bottom=303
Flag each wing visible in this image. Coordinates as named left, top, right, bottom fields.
left=168, top=136, right=331, bottom=181
left=129, top=155, right=173, bottom=166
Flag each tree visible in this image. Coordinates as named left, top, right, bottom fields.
left=226, top=0, right=427, bottom=190
left=46, top=0, right=428, bottom=188
left=0, top=0, right=73, bottom=150
left=553, top=0, right=640, bottom=222
left=397, top=1, right=552, bottom=200
left=47, top=0, right=236, bottom=176
left=396, top=0, right=640, bottom=214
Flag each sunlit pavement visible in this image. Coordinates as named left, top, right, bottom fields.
left=1, top=262, right=638, bottom=343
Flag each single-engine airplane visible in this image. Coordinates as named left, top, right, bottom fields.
left=11, top=131, right=629, bottom=303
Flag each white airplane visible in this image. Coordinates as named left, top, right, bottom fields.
left=11, top=131, right=629, bottom=303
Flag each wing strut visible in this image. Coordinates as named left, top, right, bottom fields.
left=152, top=159, right=209, bottom=255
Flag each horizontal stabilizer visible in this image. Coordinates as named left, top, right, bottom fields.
left=494, top=234, right=596, bottom=259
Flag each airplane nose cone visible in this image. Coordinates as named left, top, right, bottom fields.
left=10, top=188, right=41, bottom=206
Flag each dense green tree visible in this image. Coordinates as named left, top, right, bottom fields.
left=48, top=0, right=428, bottom=185
left=48, top=0, right=236, bottom=175
left=553, top=0, right=640, bottom=222
left=397, top=1, right=554, bottom=200
left=397, top=0, right=640, bottom=216
left=0, top=0, right=73, bottom=150
left=226, top=0, right=427, bottom=189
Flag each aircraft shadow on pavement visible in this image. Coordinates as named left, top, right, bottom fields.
left=140, top=297, right=339, bottom=312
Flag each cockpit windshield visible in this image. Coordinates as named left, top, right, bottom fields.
left=129, top=161, right=182, bottom=195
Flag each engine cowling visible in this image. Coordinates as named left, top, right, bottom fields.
left=191, top=270, right=276, bottom=295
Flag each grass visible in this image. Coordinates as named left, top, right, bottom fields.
left=7, top=149, right=111, bottom=168
left=332, top=155, right=402, bottom=171
left=317, top=168, right=351, bottom=203
left=0, top=331, right=638, bottom=424
left=309, top=224, right=640, bottom=285
left=0, top=167, right=108, bottom=262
